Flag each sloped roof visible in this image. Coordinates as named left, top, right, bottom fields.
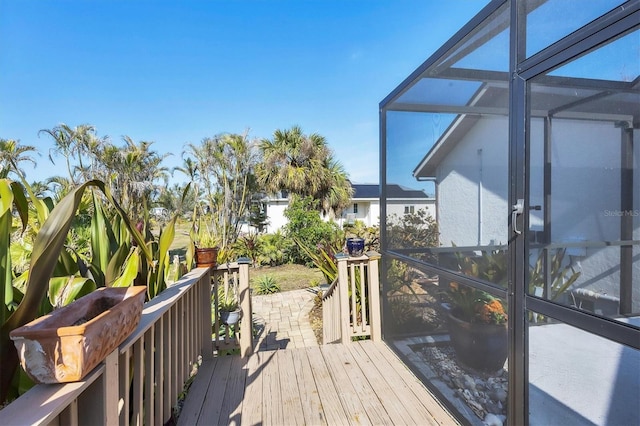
left=352, top=184, right=431, bottom=200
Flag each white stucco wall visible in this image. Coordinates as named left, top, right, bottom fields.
left=268, top=197, right=432, bottom=230
left=435, top=115, right=639, bottom=311
left=342, top=200, right=376, bottom=226
left=386, top=199, right=436, bottom=221
left=436, top=115, right=509, bottom=247
left=265, top=199, right=289, bottom=233
left=369, top=200, right=380, bottom=226
left=531, top=118, right=639, bottom=310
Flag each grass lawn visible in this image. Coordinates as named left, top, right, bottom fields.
left=164, top=220, right=325, bottom=293
left=250, top=264, right=326, bottom=292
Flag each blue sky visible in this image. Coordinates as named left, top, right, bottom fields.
left=0, top=0, right=488, bottom=186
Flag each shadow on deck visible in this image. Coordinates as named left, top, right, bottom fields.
left=177, top=340, right=457, bottom=426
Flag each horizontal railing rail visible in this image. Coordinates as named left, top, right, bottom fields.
left=0, top=267, right=213, bottom=425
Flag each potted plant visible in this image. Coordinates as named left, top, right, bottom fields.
left=443, top=248, right=509, bottom=372
left=192, top=221, right=219, bottom=268
left=216, top=285, right=242, bottom=326
left=446, top=282, right=508, bottom=372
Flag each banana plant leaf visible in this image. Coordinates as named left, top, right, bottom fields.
left=48, top=276, right=96, bottom=308
left=110, top=248, right=140, bottom=288
left=0, top=180, right=28, bottom=335
left=90, top=191, right=110, bottom=288
left=105, top=243, right=133, bottom=287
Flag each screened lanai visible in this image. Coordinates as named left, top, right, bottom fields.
left=379, top=1, right=639, bottom=425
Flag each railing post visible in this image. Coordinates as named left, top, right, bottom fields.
left=201, top=269, right=213, bottom=360
left=366, top=251, right=382, bottom=342
left=104, top=349, right=119, bottom=425
left=237, top=257, right=254, bottom=357
left=336, top=253, right=351, bottom=344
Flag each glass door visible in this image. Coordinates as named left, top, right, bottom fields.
left=524, top=16, right=639, bottom=426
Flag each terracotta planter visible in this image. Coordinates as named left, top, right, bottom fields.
left=195, top=246, right=218, bottom=268
left=448, top=310, right=508, bottom=372
left=10, top=286, right=146, bottom=384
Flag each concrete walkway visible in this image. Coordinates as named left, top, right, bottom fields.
left=252, top=288, right=319, bottom=351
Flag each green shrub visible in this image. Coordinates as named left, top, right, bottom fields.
left=283, top=196, right=342, bottom=266
left=254, top=275, right=280, bottom=294
left=257, top=232, right=288, bottom=266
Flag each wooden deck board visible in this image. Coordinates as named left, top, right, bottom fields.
left=320, top=345, right=371, bottom=425
left=358, top=341, right=439, bottom=425
left=343, top=343, right=417, bottom=426
left=306, top=346, right=350, bottom=426
left=329, top=344, right=393, bottom=426
left=291, top=347, right=327, bottom=425
left=263, top=350, right=284, bottom=425
left=241, top=351, right=266, bottom=425
left=178, top=341, right=458, bottom=426
left=363, top=341, right=454, bottom=425
left=278, top=350, right=306, bottom=425
left=220, top=355, right=248, bottom=425
left=198, top=355, right=234, bottom=425
left=176, top=358, right=217, bottom=426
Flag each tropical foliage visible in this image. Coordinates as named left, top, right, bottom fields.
left=256, top=232, right=287, bottom=266
left=0, top=139, right=37, bottom=180
left=0, top=122, right=357, bottom=403
left=387, top=208, right=439, bottom=251
left=257, top=125, right=353, bottom=217
left=39, top=125, right=171, bottom=220
left=0, top=175, right=182, bottom=404
left=254, top=275, right=280, bottom=295
left=447, top=282, right=508, bottom=325
left=282, top=196, right=343, bottom=266
left=183, top=132, right=259, bottom=256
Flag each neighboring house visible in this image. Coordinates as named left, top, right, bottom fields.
left=262, top=192, right=289, bottom=234
left=413, top=103, right=639, bottom=312
left=336, top=184, right=435, bottom=228
left=263, top=184, right=435, bottom=233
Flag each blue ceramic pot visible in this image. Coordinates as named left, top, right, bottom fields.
left=346, top=238, right=365, bottom=257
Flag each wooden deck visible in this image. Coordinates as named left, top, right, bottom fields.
left=178, top=340, right=457, bottom=426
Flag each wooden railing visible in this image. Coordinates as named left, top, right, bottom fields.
left=322, top=252, right=382, bottom=344
left=211, top=258, right=253, bottom=357
left=0, top=260, right=253, bottom=425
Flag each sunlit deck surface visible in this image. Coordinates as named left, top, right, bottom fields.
left=178, top=340, right=457, bottom=425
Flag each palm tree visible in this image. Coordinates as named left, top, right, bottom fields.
left=257, top=125, right=353, bottom=216
left=318, top=156, right=353, bottom=216
left=184, top=132, right=259, bottom=249
left=89, top=136, right=170, bottom=218
left=113, top=136, right=171, bottom=218
left=40, top=124, right=80, bottom=184
left=0, top=138, right=38, bottom=180
left=75, top=129, right=109, bottom=182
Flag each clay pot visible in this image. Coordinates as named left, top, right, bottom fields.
left=195, top=246, right=218, bottom=268
left=10, top=286, right=146, bottom=384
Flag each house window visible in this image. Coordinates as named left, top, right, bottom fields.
left=353, top=203, right=358, bottom=214
left=404, top=205, right=415, bottom=214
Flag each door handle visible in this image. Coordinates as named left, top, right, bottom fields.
left=512, top=199, right=524, bottom=235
